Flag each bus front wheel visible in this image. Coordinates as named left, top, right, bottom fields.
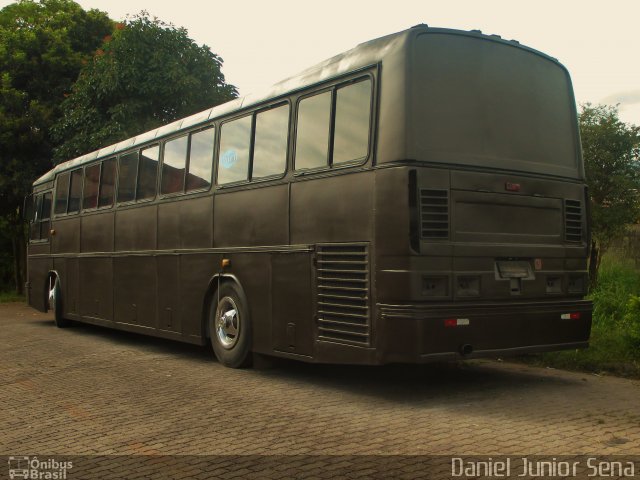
left=209, top=282, right=252, bottom=368
left=48, top=276, right=71, bottom=328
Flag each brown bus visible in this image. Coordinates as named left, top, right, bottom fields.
left=26, top=25, right=592, bottom=368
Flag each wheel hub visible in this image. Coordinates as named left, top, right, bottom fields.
left=215, top=297, right=240, bottom=349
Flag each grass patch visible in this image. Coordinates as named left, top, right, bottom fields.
left=527, top=255, right=640, bottom=377
left=0, top=290, right=25, bottom=303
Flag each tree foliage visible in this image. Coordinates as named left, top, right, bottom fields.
left=580, top=103, right=640, bottom=285
left=53, top=13, right=238, bottom=161
left=0, top=0, right=112, bottom=292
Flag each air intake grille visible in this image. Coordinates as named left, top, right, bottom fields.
left=565, top=199, right=583, bottom=243
left=316, top=244, right=370, bottom=346
left=420, top=189, right=449, bottom=239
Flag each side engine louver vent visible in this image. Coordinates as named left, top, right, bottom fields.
left=565, top=199, right=583, bottom=243
left=316, top=244, right=370, bottom=346
left=420, top=189, right=449, bottom=239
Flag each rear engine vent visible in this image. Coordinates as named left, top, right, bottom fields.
left=316, top=244, right=370, bottom=346
left=564, top=199, right=582, bottom=243
left=420, top=189, right=449, bottom=239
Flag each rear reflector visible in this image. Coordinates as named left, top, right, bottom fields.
left=560, top=312, right=581, bottom=320
left=444, top=318, right=470, bottom=327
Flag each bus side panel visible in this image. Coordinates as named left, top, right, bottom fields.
left=26, top=250, right=51, bottom=312
left=54, top=257, right=79, bottom=317
left=113, top=256, right=157, bottom=328
left=81, top=211, right=114, bottom=253
left=225, top=253, right=274, bottom=356
left=51, top=216, right=80, bottom=254
left=157, top=256, right=181, bottom=333
left=158, top=195, right=214, bottom=250
left=114, top=205, right=157, bottom=252
left=213, top=185, right=289, bottom=247
left=271, top=252, right=314, bottom=357
left=179, top=253, right=220, bottom=339
left=79, top=257, right=113, bottom=321
left=373, top=167, right=413, bottom=257
left=290, top=171, right=374, bottom=244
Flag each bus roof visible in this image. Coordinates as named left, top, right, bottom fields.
left=35, top=25, right=562, bottom=186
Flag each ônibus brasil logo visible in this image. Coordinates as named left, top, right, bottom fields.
left=8, top=456, right=73, bottom=480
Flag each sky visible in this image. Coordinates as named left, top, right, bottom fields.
left=4, top=0, right=640, bottom=125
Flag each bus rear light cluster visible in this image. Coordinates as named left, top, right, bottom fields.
left=560, top=312, right=581, bottom=320
left=444, top=318, right=470, bottom=327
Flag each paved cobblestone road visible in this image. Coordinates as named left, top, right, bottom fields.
left=1, top=302, right=639, bottom=477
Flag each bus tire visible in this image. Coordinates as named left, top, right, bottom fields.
left=48, top=276, right=71, bottom=328
left=208, top=282, right=252, bottom=368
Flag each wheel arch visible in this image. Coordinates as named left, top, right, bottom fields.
left=44, top=270, right=60, bottom=313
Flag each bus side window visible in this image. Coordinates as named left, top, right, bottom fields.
left=137, top=145, right=159, bottom=200
left=295, top=91, right=331, bottom=170
left=218, top=116, right=251, bottom=184
left=29, top=192, right=52, bottom=241
left=29, top=194, right=43, bottom=240
left=162, top=135, right=188, bottom=195
left=98, top=158, right=116, bottom=207
left=67, top=169, right=83, bottom=214
left=187, top=127, right=214, bottom=191
left=54, top=172, right=70, bottom=215
left=253, top=105, right=288, bottom=179
left=83, top=163, right=100, bottom=210
left=117, top=152, right=138, bottom=204
left=333, top=79, right=371, bottom=164
left=40, top=192, right=52, bottom=239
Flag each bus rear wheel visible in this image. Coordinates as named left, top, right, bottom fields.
left=209, top=282, right=252, bottom=368
left=48, top=276, right=71, bottom=328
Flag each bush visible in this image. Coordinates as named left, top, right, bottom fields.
left=537, top=255, right=640, bottom=377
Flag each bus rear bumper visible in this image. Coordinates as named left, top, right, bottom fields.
left=377, top=299, right=592, bottom=364
left=416, top=341, right=589, bottom=362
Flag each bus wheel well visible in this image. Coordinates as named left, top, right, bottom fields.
left=45, top=271, right=59, bottom=313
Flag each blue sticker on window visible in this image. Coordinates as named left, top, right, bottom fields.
left=221, top=149, right=237, bottom=169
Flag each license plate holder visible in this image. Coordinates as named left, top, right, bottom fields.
left=496, top=261, right=534, bottom=279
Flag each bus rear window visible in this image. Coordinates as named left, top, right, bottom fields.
left=410, top=33, right=579, bottom=177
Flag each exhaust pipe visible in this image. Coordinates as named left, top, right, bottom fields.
left=460, top=344, right=473, bottom=356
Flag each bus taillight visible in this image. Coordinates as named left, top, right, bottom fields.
left=560, top=313, right=581, bottom=320
left=444, top=318, right=470, bottom=327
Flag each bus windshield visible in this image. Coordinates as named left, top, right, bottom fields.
left=410, top=33, right=580, bottom=179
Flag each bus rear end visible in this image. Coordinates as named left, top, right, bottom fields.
left=374, top=30, right=592, bottom=362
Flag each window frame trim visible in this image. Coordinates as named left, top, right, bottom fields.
left=81, top=161, right=103, bottom=212
left=293, top=73, right=374, bottom=176
left=250, top=101, right=291, bottom=183
left=97, top=157, right=117, bottom=210
left=159, top=124, right=216, bottom=199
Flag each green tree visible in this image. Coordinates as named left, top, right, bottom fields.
left=0, top=0, right=112, bottom=293
left=580, top=103, right=640, bottom=287
left=53, top=13, right=238, bottom=161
